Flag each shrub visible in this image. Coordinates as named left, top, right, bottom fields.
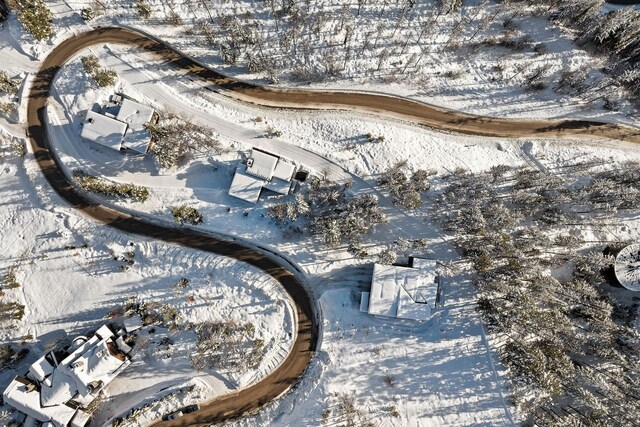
left=389, top=405, right=400, bottom=418
left=365, top=133, right=385, bottom=143
left=147, top=120, right=224, bottom=169
left=174, top=277, right=190, bottom=289
left=171, top=205, right=203, bottom=225
left=136, top=0, right=151, bottom=19
left=81, top=55, right=100, bottom=74
left=304, top=178, right=386, bottom=246
left=72, top=170, right=149, bottom=202
left=377, top=249, right=396, bottom=265
left=80, top=7, right=94, bottom=21
left=378, top=161, right=435, bottom=209
left=3, top=268, right=20, bottom=289
left=0, top=102, right=12, bottom=117
left=191, top=320, right=262, bottom=372
left=10, top=0, right=53, bottom=41
left=166, top=11, right=182, bottom=26
left=92, top=68, right=118, bottom=87
left=0, top=71, right=19, bottom=94
left=0, top=301, right=25, bottom=322
left=0, top=344, right=28, bottom=370
left=443, top=68, right=464, bottom=80
left=80, top=55, right=118, bottom=87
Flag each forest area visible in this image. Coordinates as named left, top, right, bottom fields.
left=431, top=161, right=640, bottom=426
left=90, top=0, right=640, bottom=110
left=6, top=0, right=639, bottom=117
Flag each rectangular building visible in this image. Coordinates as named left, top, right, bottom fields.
left=79, top=111, right=127, bottom=151
left=360, top=257, right=440, bottom=321
left=228, top=148, right=297, bottom=203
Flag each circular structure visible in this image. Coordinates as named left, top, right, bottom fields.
left=614, top=244, right=640, bottom=291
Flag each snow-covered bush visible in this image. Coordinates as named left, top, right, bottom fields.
left=72, top=170, right=149, bottom=202
left=377, top=248, right=396, bottom=265
left=0, top=301, right=25, bottom=322
left=269, top=177, right=386, bottom=246
left=377, top=160, right=435, bottom=209
left=80, top=7, right=94, bottom=21
left=8, top=0, right=53, bottom=41
left=80, top=54, right=118, bottom=88
left=0, top=344, right=28, bottom=370
left=191, top=321, right=263, bottom=372
left=432, top=161, right=640, bottom=424
left=171, top=204, right=203, bottom=225
left=146, top=119, right=224, bottom=169
left=0, top=133, right=24, bottom=158
left=136, top=0, right=151, bottom=19
left=0, top=71, right=18, bottom=94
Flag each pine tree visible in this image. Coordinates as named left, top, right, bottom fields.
left=9, top=0, right=53, bottom=41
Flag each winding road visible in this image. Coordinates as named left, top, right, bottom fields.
left=27, top=27, right=640, bottom=426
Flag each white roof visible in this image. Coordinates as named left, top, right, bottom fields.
left=117, top=99, right=154, bottom=155
left=69, top=410, right=90, bottom=427
left=272, top=160, right=295, bottom=181
left=116, top=99, right=154, bottom=128
left=228, top=164, right=264, bottom=204
left=3, top=377, right=77, bottom=427
left=263, top=178, right=292, bottom=195
left=71, top=340, right=125, bottom=388
left=95, top=324, right=114, bottom=340
left=2, top=324, right=130, bottom=427
left=229, top=149, right=298, bottom=203
left=123, top=316, right=143, bottom=333
left=27, top=356, right=54, bottom=383
left=40, top=370, right=77, bottom=407
left=80, top=111, right=126, bottom=151
left=246, top=149, right=278, bottom=180
left=115, top=336, right=132, bottom=354
left=359, top=292, right=370, bottom=313
left=365, top=260, right=439, bottom=321
left=614, top=243, right=640, bottom=291
left=368, top=264, right=405, bottom=318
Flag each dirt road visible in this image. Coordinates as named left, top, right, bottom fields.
left=26, top=26, right=639, bottom=426
left=27, top=28, right=317, bottom=427
left=105, top=27, right=640, bottom=143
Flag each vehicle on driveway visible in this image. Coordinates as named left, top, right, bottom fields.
left=183, top=404, right=200, bottom=414
left=163, top=410, right=183, bottom=420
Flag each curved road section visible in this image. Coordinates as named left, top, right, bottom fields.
left=27, top=27, right=640, bottom=426
left=28, top=29, right=317, bottom=427
left=105, top=27, right=640, bottom=143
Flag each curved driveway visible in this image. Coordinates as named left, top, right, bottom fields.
left=27, top=27, right=640, bottom=426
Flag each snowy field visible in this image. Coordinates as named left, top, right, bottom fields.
left=34, top=42, right=640, bottom=426
left=0, top=129, right=294, bottom=425
left=31, top=0, right=640, bottom=128
left=1, top=1, right=640, bottom=426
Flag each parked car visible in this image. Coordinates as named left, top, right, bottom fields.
left=164, top=410, right=184, bottom=421
left=183, top=404, right=200, bottom=414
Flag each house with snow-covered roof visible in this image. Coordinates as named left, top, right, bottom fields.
left=228, top=148, right=298, bottom=204
left=3, top=323, right=137, bottom=427
left=80, top=110, right=127, bottom=151
left=79, top=96, right=156, bottom=155
left=360, top=257, right=441, bottom=321
left=116, top=98, right=156, bottom=155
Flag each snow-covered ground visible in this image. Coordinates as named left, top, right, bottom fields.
left=38, top=0, right=639, bottom=128
left=237, top=285, right=516, bottom=426
left=0, top=127, right=294, bottom=425
left=33, top=42, right=640, bottom=426
left=2, top=1, right=640, bottom=425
